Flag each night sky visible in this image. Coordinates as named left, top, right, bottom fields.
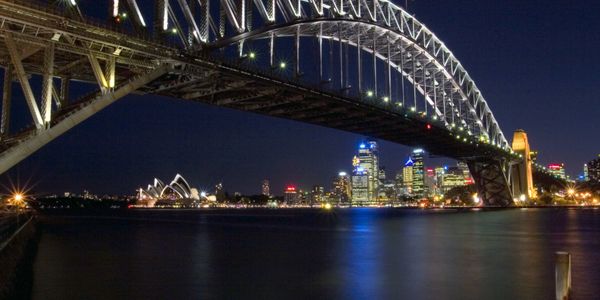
left=3, top=0, right=600, bottom=196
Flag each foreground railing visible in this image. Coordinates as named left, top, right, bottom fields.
left=0, top=210, right=33, bottom=252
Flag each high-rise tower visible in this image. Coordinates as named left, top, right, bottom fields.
left=403, top=157, right=414, bottom=194
left=587, top=155, right=600, bottom=183
left=351, top=140, right=380, bottom=204
left=411, top=149, right=425, bottom=198
left=262, top=180, right=270, bottom=196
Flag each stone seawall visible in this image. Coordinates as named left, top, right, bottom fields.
left=0, top=216, right=37, bottom=300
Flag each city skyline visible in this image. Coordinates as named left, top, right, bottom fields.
left=1, top=0, right=599, bottom=195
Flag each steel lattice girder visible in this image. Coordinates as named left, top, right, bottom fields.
left=467, top=159, right=514, bottom=206
left=184, top=0, right=510, bottom=150
left=2, top=0, right=508, bottom=149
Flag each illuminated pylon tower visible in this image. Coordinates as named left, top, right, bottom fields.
left=511, top=130, right=536, bottom=199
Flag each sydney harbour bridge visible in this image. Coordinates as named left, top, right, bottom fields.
left=0, top=0, right=561, bottom=206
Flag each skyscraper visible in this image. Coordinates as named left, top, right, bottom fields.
left=583, top=164, right=589, bottom=182
left=587, top=155, right=600, bottom=183
left=351, top=140, right=380, bottom=204
left=351, top=166, right=369, bottom=205
left=403, top=157, right=414, bottom=195
left=425, top=168, right=436, bottom=196
left=411, top=149, right=425, bottom=198
left=311, top=185, right=324, bottom=205
left=262, top=180, right=270, bottom=196
left=334, top=172, right=351, bottom=204
left=394, top=171, right=404, bottom=195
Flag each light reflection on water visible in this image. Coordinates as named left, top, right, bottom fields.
left=31, top=208, right=600, bottom=299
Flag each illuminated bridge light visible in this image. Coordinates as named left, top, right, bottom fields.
left=383, top=96, right=389, bottom=102
left=366, top=90, right=374, bottom=97
left=248, top=52, right=256, bottom=59
left=279, top=61, right=286, bottom=69
left=171, top=28, right=178, bottom=34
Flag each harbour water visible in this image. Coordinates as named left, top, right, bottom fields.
left=30, top=208, right=600, bottom=299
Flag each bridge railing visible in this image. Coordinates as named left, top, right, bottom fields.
left=8, top=0, right=175, bottom=47
left=0, top=209, right=33, bottom=251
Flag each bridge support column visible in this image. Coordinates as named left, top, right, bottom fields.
left=511, top=129, right=536, bottom=200
left=467, top=159, right=514, bottom=206
left=1, top=65, right=12, bottom=139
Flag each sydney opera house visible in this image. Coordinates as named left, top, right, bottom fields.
left=137, top=174, right=201, bottom=207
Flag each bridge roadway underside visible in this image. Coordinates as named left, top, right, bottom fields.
left=150, top=60, right=509, bottom=162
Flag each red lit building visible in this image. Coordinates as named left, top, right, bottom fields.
left=284, top=186, right=298, bottom=204
left=548, top=163, right=566, bottom=180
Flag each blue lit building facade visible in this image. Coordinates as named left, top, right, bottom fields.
left=351, top=140, right=380, bottom=205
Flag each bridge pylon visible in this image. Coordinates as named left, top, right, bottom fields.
left=510, top=129, right=536, bottom=200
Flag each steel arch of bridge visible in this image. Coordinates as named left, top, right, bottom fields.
left=0, top=0, right=520, bottom=205
left=175, top=0, right=510, bottom=150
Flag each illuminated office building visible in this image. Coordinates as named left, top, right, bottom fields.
left=403, top=157, right=414, bottom=194
left=284, top=186, right=298, bottom=204
left=548, top=163, right=566, bottom=180
left=588, top=155, right=600, bottom=183
left=411, top=149, right=425, bottom=198
left=351, top=140, right=380, bottom=204
left=334, top=172, right=351, bottom=204
left=311, top=185, right=324, bottom=205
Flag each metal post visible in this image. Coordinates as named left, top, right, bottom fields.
left=319, top=23, right=323, bottom=82
left=106, top=55, right=116, bottom=89
left=238, top=40, right=244, bottom=58
left=373, top=29, right=377, bottom=97
left=423, top=66, right=427, bottom=115
left=386, top=36, right=391, bottom=100
left=433, top=71, right=437, bottom=112
left=442, top=76, right=446, bottom=123
left=5, top=33, right=43, bottom=128
left=357, top=27, right=362, bottom=93
left=295, top=25, right=300, bottom=77
left=412, top=57, right=417, bottom=110
left=41, top=43, right=55, bottom=126
left=329, top=38, right=333, bottom=85
left=400, top=44, right=405, bottom=106
left=269, top=32, right=274, bottom=68
left=344, top=36, right=349, bottom=91
left=1, top=65, right=12, bottom=138
left=60, top=77, right=70, bottom=107
left=153, top=0, right=168, bottom=40
left=555, top=252, right=571, bottom=300
left=338, top=23, right=343, bottom=90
